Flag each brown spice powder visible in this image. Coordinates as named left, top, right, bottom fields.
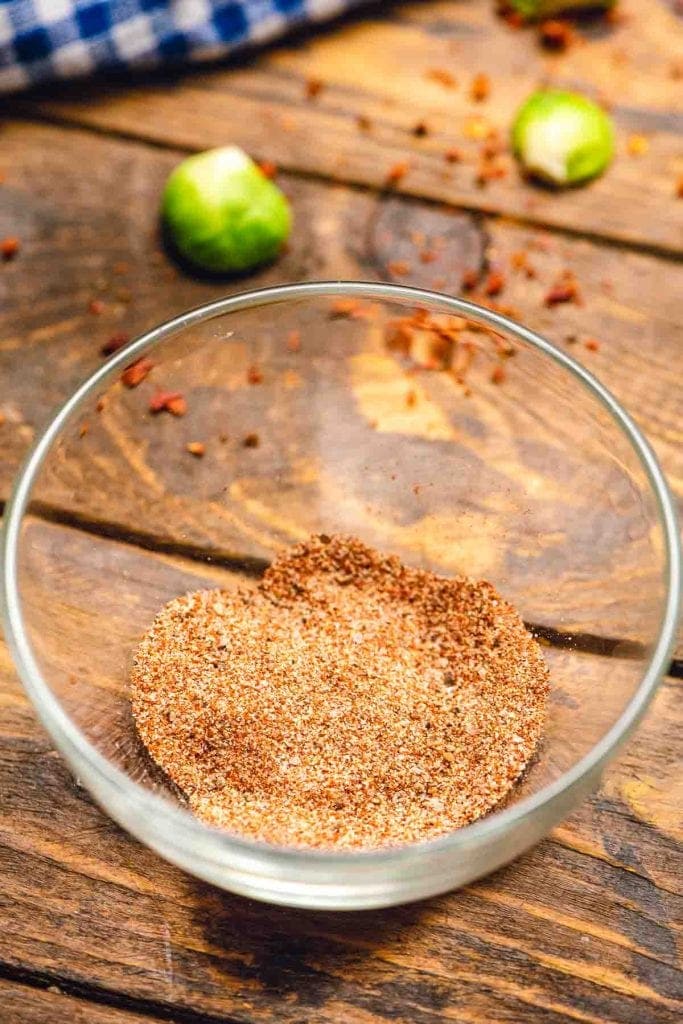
left=131, top=535, right=549, bottom=851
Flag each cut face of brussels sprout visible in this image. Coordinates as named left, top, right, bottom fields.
left=162, top=145, right=292, bottom=274
left=512, top=89, right=614, bottom=186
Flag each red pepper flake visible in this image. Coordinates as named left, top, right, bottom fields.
left=510, top=250, right=536, bottom=278
left=412, top=120, right=429, bottom=137
left=0, top=236, right=20, bottom=260
left=186, top=441, right=206, bottom=457
left=584, top=338, right=600, bottom=352
left=286, top=329, right=301, bottom=353
left=96, top=397, right=106, bottom=413
left=356, top=114, right=372, bottom=131
left=461, top=268, right=480, bottom=291
left=490, top=364, right=506, bottom=385
left=330, top=297, right=361, bottom=318
left=426, top=68, right=457, bottom=89
left=444, top=147, right=463, bottom=164
left=544, top=271, right=582, bottom=307
left=675, top=175, right=683, bottom=198
left=247, top=364, right=263, bottom=385
left=412, top=484, right=422, bottom=496
left=419, top=249, right=437, bottom=264
left=79, top=421, right=90, bottom=438
left=484, top=270, right=505, bottom=297
left=469, top=73, right=491, bottom=102
left=243, top=432, right=260, bottom=448
left=258, top=160, right=278, bottom=179
left=384, top=161, right=410, bottom=187
left=88, top=298, right=105, bottom=315
left=475, top=159, right=508, bottom=186
left=538, top=20, right=575, bottom=51
left=149, top=390, right=187, bottom=416
left=387, top=260, right=411, bottom=277
left=100, top=332, right=130, bottom=356
left=121, top=356, right=154, bottom=388
left=305, top=77, right=324, bottom=100
left=405, top=389, right=418, bottom=408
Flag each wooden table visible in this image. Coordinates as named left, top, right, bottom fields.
left=1, top=2, right=681, bottom=1021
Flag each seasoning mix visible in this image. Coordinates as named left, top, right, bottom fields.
left=131, top=534, right=549, bottom=850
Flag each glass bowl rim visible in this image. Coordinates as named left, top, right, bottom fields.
left=2, top=280, right=680, bottom=867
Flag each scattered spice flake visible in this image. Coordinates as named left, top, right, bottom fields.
left=444, top=146, right=463, bottom=163
left=627, top=134, right=649, bottom=157
left=475, top=159, right=508, bottom=186
left=538, top=20, right=575, bottom=51
left=356, top=114, right=372, bottom=131
left=671, top=60, right=683, bottom=80
left=490, top=364, right=506, bottom=385
left=405, top=389, right=418, bottom=408
left=96, top=397, right=106, bottom=413
left=419, top=249, right=437, bottom=264
left=426, top=68, right=457, bottom=89
left=243, top=432, right=260, bottom=448
left=258, top=159, right=278, bottom=179
left=387, top=260, right=411, bottom=277
left=122, top=356, right=154, bottom=388
left=676, top=175, right=683, bottom=198
left=469, top=73, right=491, bottom=102
left=463, top=117, right=491, bottom=140
left=219, top=432, right=229, bottom=443
left=286, top=329, right=301, bottom=353
left=247, top=364, right=263, bottom=385
left=412, top=120, right=429, bottom=137
left=330, top=297, right=362, bottom=318
left=412, top=483, right=422, bottom=495
left=149, top=390, right=187, bottom=416
left=113, top=260, right=129, bottom=276
left=305, top=77, right=324, bottom=100
left=409, top=230, right=426, bottom=247
left=584, top=338, right=600, bottom=351
left=0, top=411, right=5, bottom=427
left=484, top=270, right=505, bottom=297
left=384, top=161, right=410, bottom=187
left=461, top=268, right=480, bottom=291
left=0, top=236, right=20, bottom=260
left=88, top=298, right=105, bottom=315
left=545, top=271, right=582, bottom=307
left=100, top=332, right=130, bottom=356
left=79, top=421, right=90, bottom=438
left=510, top=250, right=536, bottom=278
left=186, top=441, right=206, bottom=457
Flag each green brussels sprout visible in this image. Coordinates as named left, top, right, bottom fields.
left=511, top=89, right=614, bottom=186
left=509, top=0, right=615, bottom=18
left=162, top=146, right=292, bottom=273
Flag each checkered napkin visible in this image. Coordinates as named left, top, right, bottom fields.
left=0, top=0, right=363, bottom=92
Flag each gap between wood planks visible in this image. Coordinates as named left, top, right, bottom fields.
left=5, top=106, right=683, bottom=267
left=0, top=962, right=241, bottom=1024
left=5, top=498, right=681, bottom=678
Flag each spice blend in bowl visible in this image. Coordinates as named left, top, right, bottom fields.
left=131, top=534, right=549, bottom=850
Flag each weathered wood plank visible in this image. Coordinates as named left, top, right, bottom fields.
left=1, top=525, right=681, bottom=1024
left=0, top=980, right=168, bottom=1024
left=1, top=120, right=679, bottom=654
left=8, top=0, right=683, bottom=253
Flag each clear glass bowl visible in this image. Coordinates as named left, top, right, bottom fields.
left=2, top=282, right=680, bottom=910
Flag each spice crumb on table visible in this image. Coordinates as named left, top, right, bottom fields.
left=131, top=534, right=549, bottom=851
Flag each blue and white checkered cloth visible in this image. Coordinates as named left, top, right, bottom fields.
left=0, top=0, right=363, bottom=93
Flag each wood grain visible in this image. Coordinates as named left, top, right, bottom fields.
left=0, top=980, right=167, bottom=1024
left=1, top=524, right=681, bottom=1024
left=10, top=0, right=683, bottom=253
left=0, top=119, right=680, bottom=656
